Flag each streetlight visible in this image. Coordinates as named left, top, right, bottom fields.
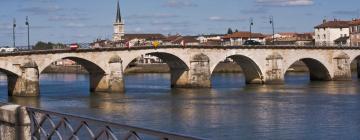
left=249, top=18, right=254, bottom=40
left=25, top=16, right=30, bottom=50
left=12, top=18, right=16, bottom=48
left=270, top=16, right=275, bottom=45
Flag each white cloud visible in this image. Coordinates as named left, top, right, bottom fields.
left=18, top=6, right=62, bottom=14
left=49, top=15, right=89, bottom=22
left=208, top=16, right=247, bottom=22
left=164, top=0, right=197, bottom=8
left=126, top=13, right=179, bottom=19
left=256, top=0, right=314, bottom=6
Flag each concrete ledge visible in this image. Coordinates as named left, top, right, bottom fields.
left=0, top=104, right=31, bottom=140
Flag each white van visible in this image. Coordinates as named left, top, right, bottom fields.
left=0, top=47, right=18, bottom=53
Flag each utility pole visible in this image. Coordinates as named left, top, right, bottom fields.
left=25, top=16, right=30, bottom=50
left=249, top=18, right=253, bottom=40
left=270, top=16, right=275, bottom=45
left=12, top=18, right=16, bottom=48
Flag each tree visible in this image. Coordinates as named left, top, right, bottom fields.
left=235, top=29, right=239, bottom=32
left=227, top=28, right=233, bottom=34
left=33, top=41, right=53, bottom=50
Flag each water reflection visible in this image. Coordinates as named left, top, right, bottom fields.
left=0, top=73, right=359, bottom=139
left=8, top=96, right=41, bottom=107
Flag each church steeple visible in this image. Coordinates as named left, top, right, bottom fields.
left=113, top=0, right=124, bottom=42
left=115, top=0, right=122, bottom=23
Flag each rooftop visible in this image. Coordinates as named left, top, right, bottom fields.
left=124, top=34, right=166, bottom=41
left=350, top=19, right=360, bottom=26
left=223, top=32, right=265, bottom=39
left=315, top=20, right=350, bottom=28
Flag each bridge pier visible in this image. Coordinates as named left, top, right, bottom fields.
left=8, top=61, right=39, bottom=97
left=90, top=57, right=124, bottom=93
left=332, top=55, right=352, bottom=81
left=264, top=53, right=284, bottom=84
left=171, top=54, right=211, bottom=88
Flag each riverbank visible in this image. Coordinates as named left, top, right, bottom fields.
left=42, top=61, right=313, bottom=74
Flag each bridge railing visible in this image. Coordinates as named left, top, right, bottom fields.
left=0, top=44, right=360, bottom=56
left=26, top=107, right=204, bottom=140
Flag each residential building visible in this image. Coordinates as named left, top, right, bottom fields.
left=268, top=33, right=314, bottom=46
left=273, top=32, right=297, bottom=39
left=350, top=19, right=360, bottom=46
left=124, top=34, right=165, bottom=47
left=162, top=35, right=200, bottom=45
left=172, top=36, right=200, bottom=45
left=222, top=32, right=266, bottom=46
left=196, top=34, right=224, bottom=43
left=314, top=19, right=350, bottom=46
left=90, top=39, right=112, bottom=48
left=162, top=35, right=182, bottom=45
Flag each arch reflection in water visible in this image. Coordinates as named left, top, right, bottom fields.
left=2, top=72, right=360, bottom=139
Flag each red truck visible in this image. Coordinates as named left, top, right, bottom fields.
left=69, top=44, right=79, bottom=50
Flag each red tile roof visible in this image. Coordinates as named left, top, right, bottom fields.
left=350, top=19, right=360, bottom=26
left=124, top=34, right=165, bottom=41
left=223, top=32, right=265, bottom=39
left=315, top=20, right=350, bottom=28
left=172, top=36, right=199, bottom=44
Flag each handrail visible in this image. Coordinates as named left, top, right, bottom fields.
left=26, top=107, right=205, bottom=140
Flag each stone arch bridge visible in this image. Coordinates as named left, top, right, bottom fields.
left=0, top=45, right=359, bottom=97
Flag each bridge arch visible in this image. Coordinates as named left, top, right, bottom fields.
left=0, top=68, right=21, bottom=95
left=38, top=55, right=111, bottom=93
left=38, top=56, right=106, bottom=74
left=122, top=51, right=189, bottom=88
left=212, top=54, right=264, bottom=84
left=285, top=58, right=332, bottom=81
left=349, top=53, right=360, bottom=78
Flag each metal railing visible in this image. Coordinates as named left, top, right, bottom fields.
left=27, top=107, right=204, bottom=140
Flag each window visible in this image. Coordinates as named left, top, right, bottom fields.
left=318, top=35, right=320, bottom=39
left=340, top=28, right=343, bottom=31
left=323, top=34, right=326, bottom=39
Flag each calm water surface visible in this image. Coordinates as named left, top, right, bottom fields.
left=1, top=73, right=360, bottom=139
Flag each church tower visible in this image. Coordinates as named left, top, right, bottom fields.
left=113, top=0, right=124, bottom=42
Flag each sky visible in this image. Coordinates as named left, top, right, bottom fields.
left=0, top=0, right=359, bottom=46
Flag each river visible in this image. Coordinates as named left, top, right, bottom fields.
left=0, top=73, right=360, bottom=139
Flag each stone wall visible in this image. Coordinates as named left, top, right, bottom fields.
left=0, top=104, right=31, bottom=140
left=42, top=65, right=88, bottom=74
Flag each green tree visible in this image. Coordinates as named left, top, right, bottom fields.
left=33, top=41, right=53, bottom=50
left=227, top=28, right=233, bottom=34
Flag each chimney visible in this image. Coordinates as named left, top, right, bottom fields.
left=323, top=19, right=327, bottom=23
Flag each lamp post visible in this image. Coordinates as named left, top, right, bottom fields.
left=12, top=18, right=16, bottom=48
left=249, top=18, right=254, bottom=40
left=270, top=16, right=275, bottom=45
left=25, top=16, right=30, bottom=50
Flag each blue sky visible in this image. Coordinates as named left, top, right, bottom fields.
left=0, top=0, right=359, bottom=46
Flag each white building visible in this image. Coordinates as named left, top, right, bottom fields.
left=222, top=32, right=266, bottom=46
left=314, top=19, right=350, bottom=46
left=196, top=34, right=223, bottom=43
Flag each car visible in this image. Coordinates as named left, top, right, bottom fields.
left=243, top=40, right=262, bottom=45
left=69, top=44, right=79, bottom=50
left=0, top=47, right=18, bottom=53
